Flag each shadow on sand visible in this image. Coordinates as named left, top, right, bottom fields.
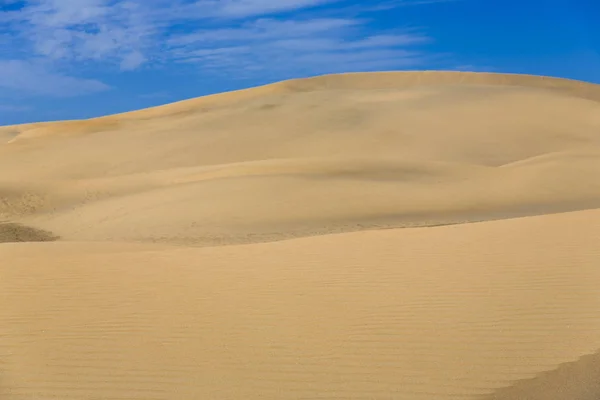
left=483, top=350, right=600, bottom=400
left=0, top=222, right=59, bottom=243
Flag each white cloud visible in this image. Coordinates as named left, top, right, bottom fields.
left=168, top=17, right=359, bottom=46
left=4, top=0, right=338, bottom=69
left=5, top=0, right=435, bottom=69
left=168, top=17, right=432, bottom=79
left=212, top=0, right=337, bottom=17
left=1, top=0, right=444, bottom=94
left=142, top=0, right=339, bottom=21
left=7, top=0, right=157, bottom=68
left=0, top=59, right=110, bottom=96
left=120, top=51, right=146, bottom=71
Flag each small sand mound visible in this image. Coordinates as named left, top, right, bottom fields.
left=0, top=222, right=58, bottom=243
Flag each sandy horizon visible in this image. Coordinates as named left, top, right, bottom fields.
left=1, top=71, right=600, bottom=399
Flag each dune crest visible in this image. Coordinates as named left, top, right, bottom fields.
left=3, top=71, right=600, bottom=141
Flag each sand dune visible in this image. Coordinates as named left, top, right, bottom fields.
left=1, top=72, right=600, bottom=244
left=14, top=152, right=600, bottom=246
left=1, top=71, right=600, bottom=399
left=1, top=209, right=600, bottom=399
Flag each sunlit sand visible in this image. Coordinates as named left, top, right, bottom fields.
left=1, top=71, right=600, bottom=399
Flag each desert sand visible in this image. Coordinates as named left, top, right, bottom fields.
left=1, top=71, right=600, bottom=399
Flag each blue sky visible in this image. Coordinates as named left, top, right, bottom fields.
left=1, top=0, right=598, bottom=125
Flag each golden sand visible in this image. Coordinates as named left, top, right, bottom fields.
left=1, top=71, right=599, bottom=399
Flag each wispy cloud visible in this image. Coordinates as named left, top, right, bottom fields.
left=168, top=17, right=433, bottom=78
left=1, top=0, right=447, bottom=96
left=0, top=59, right=110, bottom=96
left=5, top=0, right=156, bottom=70
left=199, top=0, right=339, bottom=18
left=3, top=0, right=342, bottom=70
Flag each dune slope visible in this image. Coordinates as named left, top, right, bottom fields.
left=1, top=209, right=600, bottom=399
left=1, top=72, right=599, bottom=244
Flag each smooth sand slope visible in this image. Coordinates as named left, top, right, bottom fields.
left=1, top=71, right=600, bottom=399
left=1, top=71, right=600, bottom=244
left=2, top=210, right=600, bottom=399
